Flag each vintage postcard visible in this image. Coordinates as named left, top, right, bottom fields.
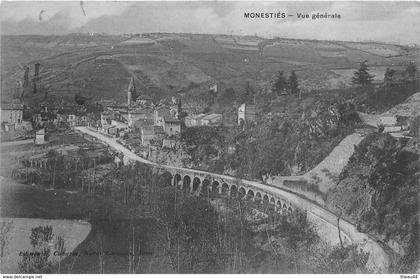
left=0, top=0, right=419, bottom=276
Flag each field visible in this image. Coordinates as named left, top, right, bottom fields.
left=1, top=217, right=91, bottom=273
left=0, top=179, right=171, bottom=273
left=1, top=33, right=418, bottom=106
left=342, top=42, right=406, bottom=57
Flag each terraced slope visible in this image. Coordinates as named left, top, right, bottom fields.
left=2, top=34, right=417, bottom=105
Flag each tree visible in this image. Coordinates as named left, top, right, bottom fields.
left=1, top=220, right=13, bottom=258
left=74, top=94, right=88, bottom=106
left=405, top=62, right=417, bottom=79
left=288, top=71, right=300, bottom=96
left=352, top=61, right=374, bottom=86
left=19, top=226, right=54, bottom=273
left=217, top=88, right=236, bottom=105
left=272, top=71, right=287, bottom=95
left=54, top=235, right=65, bottom=273
left=384, top=68, right=396, bottom=84
left=238, top=81, right=253, bottom=104
left=317, top=244, right=369, bottom=273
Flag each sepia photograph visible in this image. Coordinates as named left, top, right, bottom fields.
left=0, top=0, right=419, bottom=276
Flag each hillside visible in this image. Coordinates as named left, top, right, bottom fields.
left=326, top=133, right=419, bottom=272
left=385, top=92, right=420, bottom=117
left=1, top=33, right=418, bottom=107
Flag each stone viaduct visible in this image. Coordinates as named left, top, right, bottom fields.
left=74, top=126, right=391, bottom=272
left=165, top=168, right=295, bottom=215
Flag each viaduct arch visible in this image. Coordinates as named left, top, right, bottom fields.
left=166, top=170, right=295, bottom=214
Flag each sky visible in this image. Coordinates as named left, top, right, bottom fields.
left=1, top=1, right=419, bottom=45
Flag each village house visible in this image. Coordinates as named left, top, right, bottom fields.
left=35, top=128, right=47, bottom=145
left=201, top=113, right=222, bottom=126
left=133, top=95, right=155, bottom=107
left=85, top=112, right=100, bottom=128
left=68, top=112, right=88, bottom=127
left=163, top=117, right=182, bottom=136
left=162, top=138, right=177, bottom=148
left=185, top=114, right=206, bottom=127
left=153, top=99, right=183, bottom=136
left=128, top=107, right=154, bottom=127
left=1, top=103, right=23, bottom=125
left=140, top=125, right=164, bottom=146
left=185, top=113, right=222, bottom=127
left=133, top=118, right=154, bottom=132
left=101, top=110, right=115, bottom=126
left=105, top=125, right=119, bottom=136
left=111, top=120, right=129, bottom=130
left=33, top=111, right=51, bottom=127
left=100, top=118, right=129, bottom=137
left=79, top=114, right=89, bottom=126
left=153, top=105, right=172, bottom=127
left=209, top=83, right=218, bottom=93
left=238, top=103, right=256, bottom=125
left=67, top=114, right=77, bottom=126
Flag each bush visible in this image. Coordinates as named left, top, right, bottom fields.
left=19, top=225, right=54, bottom=273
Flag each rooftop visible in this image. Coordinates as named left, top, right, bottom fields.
left=164, top=116, right=181, bottom=123
left=36, top=128, right=45, bottom=135
left=202, top=113, right=222, bottom=121
left=186, top=113, right=206, bottom=120
left=141, top=125, right=163, bottom=135
left=134, top=118, right=154, bottom=127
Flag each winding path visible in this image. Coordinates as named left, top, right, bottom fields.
left=74, top=126, right=390, bottom=273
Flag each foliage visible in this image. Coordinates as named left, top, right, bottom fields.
left=30, top=226, right=53, bottom=248
left=288, top=71, right=300, bottom=95
left=352, top=61, right=374, bottom=86
left=180, top=96, right=359, bottom=180
left=216, top=88, right=236, bottom=106
left=237, top=81, right=254, bottom=104
left=272, top=71, right=287, bottom=95
left=181, top=126, right=225, bottom=166
left=151, top=194, right=255, bottom=273
left=276, top=211, right=319, bottom=250
left=408, top=116, right=419, bottom=137
left=19, top=225, right=54, bottom=273
left=327, top=133, right=419, bottom=273
left=405, top=62, right=417, bottom=79
left=74, top=94, right=89, bottom=106
left=317, top=244, right=369, bottom=273
left=383, top=68, right=396, bottom=84
left=356, top=80, right=418, bottom=113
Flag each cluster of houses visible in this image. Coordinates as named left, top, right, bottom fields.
left=0, top=103, right=33, bottom=142
left=32, top=104, right=98, bottom=128
left=1, top=75, right=260, bottom=150
left=98, top=94, right=183, bottom=147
